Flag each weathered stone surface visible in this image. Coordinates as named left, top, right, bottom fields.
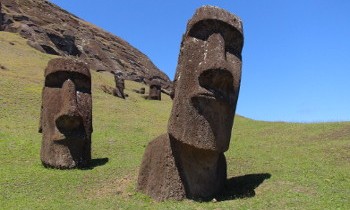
left=137, top=134, right=186, bottom=201
left=0, top=0, right=172, bottom=90
left=137, top=6, right=244, bottom=201
left=148, top=79, right=161, bottom=100
left=39, top=58, right=92, bottom=169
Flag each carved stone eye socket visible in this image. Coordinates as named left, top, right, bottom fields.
left=45, top=71, right=91, bottom=94
left=188, top=19, right=243, bottom=60
left=198, top=69, right=235, bottom=104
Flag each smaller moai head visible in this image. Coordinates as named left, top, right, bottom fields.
left=148, top=79, right=161, bottom=100
left=168, top=6, right=244, bottom=152
left=39, top=58, right=92, bottom=168
left=116, top=77, right=125, bottom=89
left=114, top=71, right=125, bottom=89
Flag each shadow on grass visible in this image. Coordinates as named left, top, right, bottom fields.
left=82, top=158, right=109, bottom=170
left=217, top=173, right=272, bottom=201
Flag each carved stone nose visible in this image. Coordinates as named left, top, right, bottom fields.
left=199, top=69, right=234, bottom=104
left=206, top=33, right=226, bottom=62
left=55, top=79, right=82, bottom=132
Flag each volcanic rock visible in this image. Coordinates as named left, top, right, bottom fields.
left=0, top=0, right=172, bottom=90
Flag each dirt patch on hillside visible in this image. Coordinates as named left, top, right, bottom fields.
left=324, top=144, right=350, bottom=163
left=323, top=125, right=350, bottom=141
left=86, top=174, right=136, bottom=200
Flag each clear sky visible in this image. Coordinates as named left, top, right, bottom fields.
left=50, top=0, right=350, bottom=122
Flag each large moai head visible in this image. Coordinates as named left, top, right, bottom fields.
left=148, top=79, right=162, bottom=100
left=168, top=6, right=244, bottom=152
left=39, top=58, right=92, bottom=169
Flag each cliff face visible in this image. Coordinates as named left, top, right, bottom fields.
left=0, top=0, right=172, bottom=89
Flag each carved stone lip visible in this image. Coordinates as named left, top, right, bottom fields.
left=194, top=91, right=216, bottom=99
left=193, top=90, right=232, bottom=106
left=52, top=138, right=68, bottom=142
left=51, top=131, right=84, bottom=142
left=52, top=137, right=85, bottom=144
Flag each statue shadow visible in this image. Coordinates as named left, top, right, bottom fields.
left=81, top=158, right=109, bottom=170
left=217, top=173, right=271, bottom=201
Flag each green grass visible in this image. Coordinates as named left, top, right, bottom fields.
left=0, top=31, right=349, bottom=209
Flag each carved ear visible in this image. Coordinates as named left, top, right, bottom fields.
left=170, top=88, right=175, bottom=100
left=170, top=72, right=180, bottom=100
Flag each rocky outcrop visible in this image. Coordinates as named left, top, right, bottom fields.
left=0, top=0, right=172, bottom=90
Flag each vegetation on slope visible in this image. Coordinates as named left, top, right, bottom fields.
left=0, top=32, right=349, bottom=209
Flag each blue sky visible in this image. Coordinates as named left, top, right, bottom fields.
left=50, top=0, right=350, bottom=122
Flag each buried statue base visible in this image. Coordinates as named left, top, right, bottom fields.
left=137, top=134, right=227, bottom=201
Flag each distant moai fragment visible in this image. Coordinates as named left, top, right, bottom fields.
left=39, top=58, right=92, bottom=169
left=139, top=87, right=145, bottom=94
left=113, top=70, right=125, bottom=99
left=133, top=87, right=145, bottom=94
left=137, top=6, right=244, bottom=201
left=148, top=79, right=161, bottom=100
left=0, top=3, right=3, bottom=31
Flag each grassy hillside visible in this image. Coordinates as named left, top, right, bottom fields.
left=0, top=32, right=349, bottom=209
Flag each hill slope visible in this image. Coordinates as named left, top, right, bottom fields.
left=0, top=32, right=349, bottom=209
left=0, top=0, right=172, bottom=89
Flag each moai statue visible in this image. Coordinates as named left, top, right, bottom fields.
left=148, top=79, right=161, bottom=100
left=39, top=58, right=92, bottom=169
left=137, top=6, right=244, bottom=201
left=113, top=71, right=125, bottom=99
left=133, top=87, right=146, bottom=94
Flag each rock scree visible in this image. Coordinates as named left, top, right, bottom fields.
left=0, top=0, right=172, bottom=90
